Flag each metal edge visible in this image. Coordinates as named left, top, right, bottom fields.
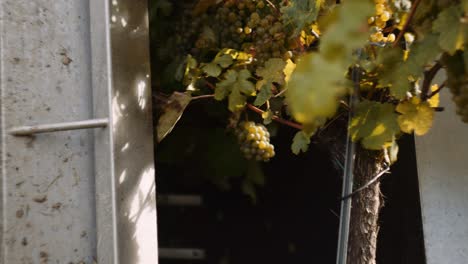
left=89, top=0, right=120, bottom=263
left=0, top=0, right=5, bottom=261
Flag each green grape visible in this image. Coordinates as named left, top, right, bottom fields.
left=236, top=122, right=275, bottom=162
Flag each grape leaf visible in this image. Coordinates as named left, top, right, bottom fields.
left=228, top=88, right=247, bottom=112
left=202, top=62, right=222, bottom=77
left=349, top=100, right=400, bottom=150
left=286, top=0, right=372, bottom=127
left=157, top=92, right=192, bottom=142
left=319, top=0, right=373, bottom=61
left=280, top=0, right=327, bottom=36
left=379, top=34, right=441, bottom=98
left=215, top=69, right=255, bottom=112
left=216, top=54, right=234, bottom=68
left=256, top=58, right=287, bottom=85
left=215, top=70, right=237, bottom=100
left=202, top=53, right=234, bottom=77
left=396, top=98, right=434, bottom=135
left=254, top=84, right=273, bottom=106
left=286, top=53, right=346, bottom=125
left=253, top=58, right=287, bottom=106
left=237, top=69, right=256, bottom=95
left=284, top=59, right=296, bottom=83
left=291, top=130, right=311, bottom=154
left=433, top=5, right=465, bottom=55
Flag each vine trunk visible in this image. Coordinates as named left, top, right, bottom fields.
left=347, top=147, right=383, bottom=264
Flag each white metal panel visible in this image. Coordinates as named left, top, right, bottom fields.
left=90, top=0, right=158, bottom=263
left=0, top=0, right=97, bottom=263
left=416, top=89, right=468, bottom=264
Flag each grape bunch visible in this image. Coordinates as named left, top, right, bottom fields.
left=236, top=121, right=275, bottom=161
left=212, top=0, right=294, bottom=66
left=368, top=0, right=396, bottom=44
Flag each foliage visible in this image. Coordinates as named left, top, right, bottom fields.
left=151, top=0, right=468, bottom=198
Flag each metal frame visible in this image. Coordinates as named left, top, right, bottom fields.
left=90, top=0, right=158, bottom=263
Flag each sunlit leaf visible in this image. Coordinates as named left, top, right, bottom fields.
left=349, top=100, right=400, bottom=150
left=291, top=130, right=311, bottom=154
left=428, top=84, right=440, bottom=108
left=286, top=54, right=345, bottom=125
left=396, top=98, right=434, bottom=135
left=319, top=0, right=373, bottom=61
left=284, top=59, right=297, bottom=83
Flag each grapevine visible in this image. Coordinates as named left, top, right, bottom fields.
left=151, top=0, right=468, bottom=263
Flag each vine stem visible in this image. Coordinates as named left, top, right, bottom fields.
left=191, top=94, right=215, bottom=100
left=392, top=0, right=421, bottom=48
left=246, top=104, right=303, bottom=130
left=421, top=62, right=443, bottom=100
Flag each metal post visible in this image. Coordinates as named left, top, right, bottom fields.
left=336, top=66, right=359, bottom=264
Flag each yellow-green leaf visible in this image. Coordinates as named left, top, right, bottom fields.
left=319, top=0, right=373, bottom=61
left=428, top=84, right=440, bottom=108
left=349, top=100, right=400, bottom=150
left=284, top=59, right=296, bottom=83
left=291, top=130, right=311, bottom=155
left=286, top=53, right=345, bottom=125
left=396, top=98, right=434, bottom=135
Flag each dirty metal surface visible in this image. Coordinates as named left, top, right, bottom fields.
left=1, top=0, right=158, bottom=263
left=0, top=1, right=97, bottom=263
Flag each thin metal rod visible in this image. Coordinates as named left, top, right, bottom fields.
left=9, top=118, right=108, bottom=136
left=157, top=194, right=203, bottom=206
left=158, top=248, right=206, bottom=260
left=336, top=66, right=359, bottom=264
